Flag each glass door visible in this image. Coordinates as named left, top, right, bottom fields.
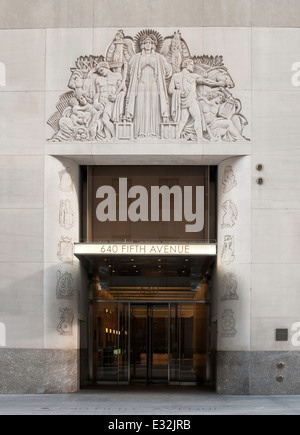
left=170, top=303, right=208, bottom=384
left=91, top=301, right=208, bottom=385
left=149, top=305, right=169, bottom=383
left=130, top=304, right=169, bottom=384
left=91, top=302, right=129, bottom=383
left=130, top=305, right=148, bottom=382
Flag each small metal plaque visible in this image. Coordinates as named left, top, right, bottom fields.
left=276, top=329, right=288, bottom=342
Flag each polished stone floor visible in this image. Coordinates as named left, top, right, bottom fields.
left=0, top=386, right=300, bottom=415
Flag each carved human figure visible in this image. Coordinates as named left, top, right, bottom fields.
left=91, top=62, right=125, bottom=140
left=48, top=29, right=250, bottom=144
left=200, top=92, right=247, bottom=142
left=70, top=95, right=93, bottom=126
left=198, top=67, right=234, bottom=99
left=51, top=106, right=76, bottom=142
left=126, top=33, right=173, bottom=138
left=169, top=59, right=210, bottom=141
left=68, top=66, right=95, bottom=98
left=53, top=96, right=94, bottom=142
left=68, top=69, right=87, bottom=98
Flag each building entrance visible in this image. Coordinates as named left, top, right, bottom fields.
left=91, top=300, right=208, bottom=385
left=131, top=304, right=169, bottom=384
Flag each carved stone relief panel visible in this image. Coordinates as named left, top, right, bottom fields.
left=56, top=270, right=74, bottom=300
left=221, top=273, right=239, bottom=301
left=59, top=199, right=75, bottom=230
left=221, top=199, right=238, bottom=229
left=59, top=168, right=74, bottom=193
left=44, top=157, right=81, bottom=348
left=57, top=236, right=74, bottom=263
left=221, top=235, right=235, bottom=265
left=47, top=29, right=250, bottom=143
left=217, top=158, right=252, bottom=350
left=57, top=308, right=74, bottom=336
left=221, top=309, right=237, bottom=338
left=222, top=165, right=237, bottom=193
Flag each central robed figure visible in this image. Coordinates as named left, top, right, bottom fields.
left=125, top=30, right=173, bottom=138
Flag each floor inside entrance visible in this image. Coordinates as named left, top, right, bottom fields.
left=1, top=386, right=300, bottom=415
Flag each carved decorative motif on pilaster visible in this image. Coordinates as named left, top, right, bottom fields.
left=57, top=308, right=74, bottom=336
left=221, top=309, right=237, bottom=338
left=56, top=271, right=74, bottom=300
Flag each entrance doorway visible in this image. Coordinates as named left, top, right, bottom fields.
left=131, top=304, right=169, bottom=383
left=91, top=301, right=208, bottom=385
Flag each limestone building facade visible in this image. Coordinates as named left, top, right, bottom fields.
left=0, top=0, right=300, bottom=395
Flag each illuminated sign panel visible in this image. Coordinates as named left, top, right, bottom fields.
left=75, top=243, right=217, bottom=257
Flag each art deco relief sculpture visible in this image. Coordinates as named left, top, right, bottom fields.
left=221, top=309, right=237, bottom=338
left=56, top=271, right=74, bottom=300
left=48, top=29, right=249, bottom=143
left=221, top=273, right=239, bottom=301
left=221, top=200, right=238, bottom=229
left=125, top=31, right=173, bottom=138
left=57, top=308, right=74, bottom=336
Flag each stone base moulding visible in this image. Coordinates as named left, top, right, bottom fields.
left=216, top=351, right=300, bottom=395
left=0, top=349, right=78, bottom=394
left=216, top=351, right=250, bottom=395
